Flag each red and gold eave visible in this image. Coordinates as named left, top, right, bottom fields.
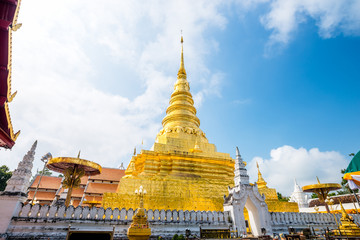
left=0, top=0, right=21, bottom=148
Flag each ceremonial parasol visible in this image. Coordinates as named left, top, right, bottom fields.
left=302, top=177, right=341, bottom=213
left=47, top=152, right=101, bottom=207
left=343, top=151, right=360, bottom=190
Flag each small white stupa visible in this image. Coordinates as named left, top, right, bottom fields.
left=289, top=179, right=309, bottom=208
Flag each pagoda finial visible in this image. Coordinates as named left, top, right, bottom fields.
left=256, top=161, right=267, bottom=188
left=340, top=201, right=349, bottom=219
left=177, top=33, right=186, bottom=79
left=236, top=146, right=240, bottom=157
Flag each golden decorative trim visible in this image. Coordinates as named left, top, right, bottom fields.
left=4, top=0, right=22, bottom=143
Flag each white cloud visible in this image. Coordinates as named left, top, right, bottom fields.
left=246, top=145, right=348, bottom=196
left=0, top=0, right=228, bottom=173
left=260, top=0, right=360, bottom=50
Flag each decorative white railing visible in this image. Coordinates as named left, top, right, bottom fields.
left=13, top=203, right=229, bottom=223
left=270, top=211, right=360, bottom=226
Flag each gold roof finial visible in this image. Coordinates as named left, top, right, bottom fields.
left=177, top=31, right=187, bottom=78
left=256, top=161, right=267, bottom=188
left=316, top=176, right=321, bottom=184
left=340, top=201, right=349, bottom=219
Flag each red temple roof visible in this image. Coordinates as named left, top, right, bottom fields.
left=0, top=0, right=21, bottom=149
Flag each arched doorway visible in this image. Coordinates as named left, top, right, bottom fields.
left=224, top=147, right=273, bottom=237
left=245, top=196, right=262, bottom=236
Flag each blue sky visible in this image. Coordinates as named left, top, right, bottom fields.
left=1, top=0, right=359, bottom=195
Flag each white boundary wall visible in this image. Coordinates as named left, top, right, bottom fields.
left=270, top=211, right=360, bottom=234
left=4, top=203, right=230, bottom=239
left=5, top=203, right=360, bottom=239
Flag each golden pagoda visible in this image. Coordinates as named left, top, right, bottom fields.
left=127, top=186, right=151, bottom=240
left=256, top=163, right=298, bottom=212
left=103, top=36, right=234, bottom=211
left=332, top=202, right=360, bottom=236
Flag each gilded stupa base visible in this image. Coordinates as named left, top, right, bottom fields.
left=127, top=228, right=151, bottom=240
left=103, top=141, right=234, bottom=211
left=104, top=178, right=232, bottom=211
left=258, top=185, right=299, bottom=212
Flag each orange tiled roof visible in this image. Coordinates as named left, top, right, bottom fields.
left=89, top=168, right=125, bottom=182
left=85, top=182, right=118, bottom=194
left=83, top=195, right=102, bottom=202
left=58, top=187, right=85, bottom=198
left=29, top=175, right=61, bottom=190
left=28, top=191, right=56, bottom=201
left=80, top=175, right=88, bottom=185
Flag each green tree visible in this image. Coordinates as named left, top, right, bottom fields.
left=0, top=165, right=12, bottom=191
left=38, top=168, right=52, bottom=176
left=311, top=193, right=318, bottom=198
left=31, top=167, right=53, bottom=182
left=277, top=192, right=289, bottom=202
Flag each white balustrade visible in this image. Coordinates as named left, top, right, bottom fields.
left=160, top=209, right=166, bottom=221
left=120, top=208, right=127, bottom=220
left=74, top=206, right=82, bottom=219
left=81, top=206, right=90, bottom=220
left=112, top=208, right=119, bottom=220
left=147, top=209, right=153, bottom=221
left=39, top=205, right=49, bottom=218
left=172, top=210, right=178, bottom=221
left=104, top=208, right=112, bottom=220
left=65, top=205, right=74, bottom=219
left=13, top=204, right=230, bottom=224
left=30, top=204, right=40, bottom=218
left=166, top=210, right=172, bottom=222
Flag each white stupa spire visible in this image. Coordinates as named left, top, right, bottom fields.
left=289, top=178, right=309, bottom=208
left=4, top=141, right=37, bottom=195
left=234, top=147, right=249, bottom=186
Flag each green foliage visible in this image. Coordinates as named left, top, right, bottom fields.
left=311, top=193, right=318, bottom=198
left=172, top=234, right=179, bottom=240
left=178, top=234, right=185, bottom=240
left=38, top=168, right=52, bottom=176
left=277, top=192, right=290, bottom=202
left=0, top=165, right=12, bottom=191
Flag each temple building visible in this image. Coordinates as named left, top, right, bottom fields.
left=102, top=37, right=235, bottom=211
left=23, top=37, right=300, bottom=215
left=27, top=167, right=125, bottom=207
left=289, top=179, right=309, bottom=208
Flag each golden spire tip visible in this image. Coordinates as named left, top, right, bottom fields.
left=178, top=32, right=186, bottom=78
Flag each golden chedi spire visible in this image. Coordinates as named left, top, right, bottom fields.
left=178, top=36, right=186, bottom=78
left=154, top=35, right=210, bottom=152
left=104, top=35, right=235, bottom=212
left=256, top=162, right=267, bottom=189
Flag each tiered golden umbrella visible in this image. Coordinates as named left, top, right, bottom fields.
left=302, top=177, right=341, bottom=213
left=47, top=152, right=101, bottom=207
